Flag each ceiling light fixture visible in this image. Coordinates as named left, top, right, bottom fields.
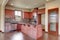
left=11, top=3, right=14, bottom=5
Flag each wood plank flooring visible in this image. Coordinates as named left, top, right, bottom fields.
left=0, top=31, right=60, bottom=40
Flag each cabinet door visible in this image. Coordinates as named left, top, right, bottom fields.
left=5, top=9, right=14, bottom=18
left=24, top=12, right=29, bottom=19
left=17, top=24, right=22, bottom=31
left=29, top=12, right=32, bottom=19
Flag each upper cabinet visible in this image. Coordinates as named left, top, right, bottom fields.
left=5, top=9, right=14, bottom=18
left=29, top=12, right=33, bottom=19
left=38, top=8, right=45, bottom=14
left=24, top=12, right=32, bottom=19
left=24, top=8, right=38, bottom=19
left=24, top=12, right=30, bottom=19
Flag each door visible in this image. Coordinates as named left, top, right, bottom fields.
left=48, top=8, right=58, bottom=35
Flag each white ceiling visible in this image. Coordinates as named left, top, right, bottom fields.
left=6, top=0, right=55, bottom=9
left=0, top=0, right=4, bottom=5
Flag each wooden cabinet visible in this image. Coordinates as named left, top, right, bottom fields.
left=38, top=8, right=45, bottom=14
left=5, top=9, right=14, bottom=18
left=24, top=12, right=32, bottom=19
left=29, top=12, right=33, bottom=19
left=37, top=14, right=41, bottom=24
left=17, top=24, right=22, bottom=31
left=21, top=24, right=42, bottom=39
left=24, top=12, right=29, bottom=19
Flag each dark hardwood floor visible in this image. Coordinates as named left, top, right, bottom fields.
left=0, top=31, right=60, bottom=40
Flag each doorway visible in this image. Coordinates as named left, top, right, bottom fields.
left=48, top=8, right=58, bottom=35
left=38, top=8, right=45, bottom=31
left=41, top=14, right=45, bottom=31
left=37, top=14, right=45, bottom=31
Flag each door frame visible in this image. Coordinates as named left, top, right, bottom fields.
left=48, top=8, right=59, bottom=35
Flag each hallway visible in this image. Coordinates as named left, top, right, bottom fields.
left=0, top=31, right=60, bottom=40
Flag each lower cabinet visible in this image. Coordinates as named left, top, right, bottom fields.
left=5, top=23, right=17, bottom=32
left=17, top=24, right=22, bottom=31
left=21, top=24, right=42, bottom=39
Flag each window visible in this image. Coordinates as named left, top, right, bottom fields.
left=15, top=11, right=22, bottom=21
left=15, top=11, right=21, bottom=16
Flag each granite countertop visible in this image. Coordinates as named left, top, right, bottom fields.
left=5, top=18, right=18, bottom=24
left=5, top=18, right=37, bottom=25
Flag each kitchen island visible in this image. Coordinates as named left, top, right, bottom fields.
left=21, top=24, right=43, bottom=39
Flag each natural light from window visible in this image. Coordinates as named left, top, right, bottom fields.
left=15, top=11, right=21, bottom=16
left=15, top=11, right=22, bottom=21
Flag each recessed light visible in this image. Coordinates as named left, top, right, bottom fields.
left=46, top=0, right=49, bottom=1
left=26, top=6, right=29, bottom=8
left=11, top=3, right=14, bottom=5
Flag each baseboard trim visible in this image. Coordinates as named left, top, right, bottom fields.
left=0, top=30, right=2, bottom=32
left=0, top=30, right=17, bottom=33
